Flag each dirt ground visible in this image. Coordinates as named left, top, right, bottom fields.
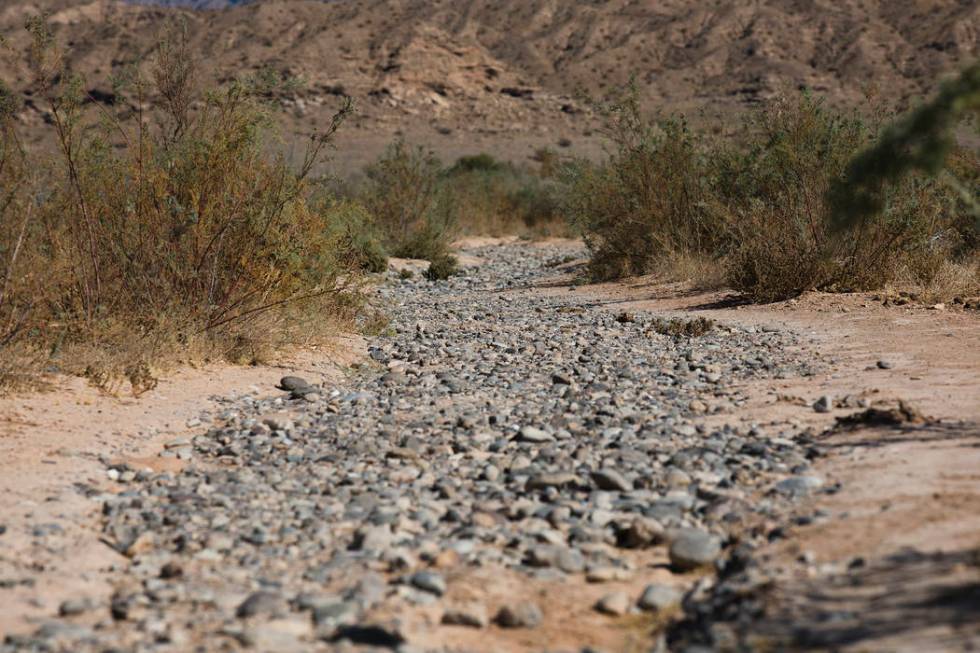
left=1, top=242, right=977, bottom=651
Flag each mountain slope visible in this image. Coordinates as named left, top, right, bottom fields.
left=1, top=0, right=976, bottom=166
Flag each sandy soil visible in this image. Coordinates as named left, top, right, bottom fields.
left=0, top=337, right=364, bottom=637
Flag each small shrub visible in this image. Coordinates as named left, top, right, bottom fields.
left=361, top=140, right=455, bottom=261
left=561, top=83, right=723, bottom=280
left=424, top=253, right=459, bottom=280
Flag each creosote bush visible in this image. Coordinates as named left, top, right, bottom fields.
left=0, top=21, right=362, bottom=391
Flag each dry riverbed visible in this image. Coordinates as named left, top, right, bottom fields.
left=1, top=240, right=977, bottom=652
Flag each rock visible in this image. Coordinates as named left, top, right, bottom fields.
left=774, top=475, right=824, bottom=496
left=517, top=426, right=554, bottom=443
left=525, top=545, right=585, bottom=573
left=525, top=472, right=581, bottom=491
left=813, top=395, right=834, bottom=413
left=409, top=571, right=446, bottom=596
left=442, top=603, right=489, bottom=628
left=615, top=517, right=664, bottom=548
left=278, top=376, right=311, bottom=392
left=595, top=592, right=631, bottom=615
left=876, top=360, right=894, bottom=369
left=669, top=530, right=721, bottom=571
left=236, top=591, right=285, bottom=619
left=591, top=469, right=632, bottom=492
left=637, top=584, right=682, bottom=612
left=495, top=601, right=543, bottom=628
left=58, top=598, right=93, bottom=616
left=551, top=372, right=572, bottom=385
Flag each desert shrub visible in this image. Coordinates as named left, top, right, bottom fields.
left=567, top=78, right=977, bottom=301
left=320, top=199, right=388, bottom=273
left=442, top=155, right=564, bottom=236
left=361, top=140, right=455, bottom=261
left=561, top=84, right=723, bottom=280
left=722, top=93, right=973, bottom=301
left=0, top=22, right=361, bottom=391
left=424, top=253, right=460, bottom=280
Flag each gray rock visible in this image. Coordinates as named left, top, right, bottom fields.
left=409, top=571, right=446, bottom=596
left=495, top=601, right=543, bottom=628
left=595, top=592, right=631, bottom=615
left=774, top=475, right=824, bottom=496
left=669, top=530, right=722, bottom=571
left=236, top=591, right=285, bottom=619
left=813, top=395, right=834, bottom=413
left=517, top=426, right=553, bottom=443
left=637, top=584, right=682, bottom=612
left=442, top=603, right=489, bottom=628
left=591, top=469, right=632, bottom=492
left=278, top=376, right=311, bottom=392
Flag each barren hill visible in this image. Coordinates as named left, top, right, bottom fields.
left=1, top=0, right=977, bottom=167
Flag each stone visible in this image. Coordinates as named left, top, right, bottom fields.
left=409, top=571, right=446, bottom=596
left=595, top=592, right=631, bottom=615
left=637, top=584, right=682, bottom=612
left=278, top=376, right=311, bottom=392
left=591, top=468, right=632, bottom=492
left=236, top=591, right=285, bottom=619
left=442, top=603, right=489, bottom=628
left=517, top=426, right=554, bottom=443
left=813, top=395, right=833, bottom=413
left=495, top=601, right=543, bottom=628
left=774, top=475, right=824, bottom=496
left=669, top=530, right=721, bottom=571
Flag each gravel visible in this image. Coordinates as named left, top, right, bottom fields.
left=3, top=243, right=830, bottom=652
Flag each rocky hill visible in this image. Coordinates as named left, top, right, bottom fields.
left=1, top=0, right=976, bottom=167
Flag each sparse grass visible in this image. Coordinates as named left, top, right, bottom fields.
left=0, top=22, right=365, bottom=393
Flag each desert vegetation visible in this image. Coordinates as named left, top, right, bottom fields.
left=562, top=73, right=980, bottom=302
left=0, top=23, right=365, bottom=390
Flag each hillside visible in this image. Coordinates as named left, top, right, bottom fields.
left=1, top=0, right=977, bottom=167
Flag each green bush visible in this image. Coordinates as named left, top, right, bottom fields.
left=442, top=156, right=564, bottom=236
left=722, top=94, right=969, bottom=301
left=320, top=199, right=388, bottom=273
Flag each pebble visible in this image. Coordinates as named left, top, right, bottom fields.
left=442, top=603, right=489, bottom=628
left=409, top=571, right=446, bottom=596
left=813, top=395, right=834, bottom=413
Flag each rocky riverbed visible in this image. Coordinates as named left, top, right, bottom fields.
left=2, top=243, right=846, bottom=652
